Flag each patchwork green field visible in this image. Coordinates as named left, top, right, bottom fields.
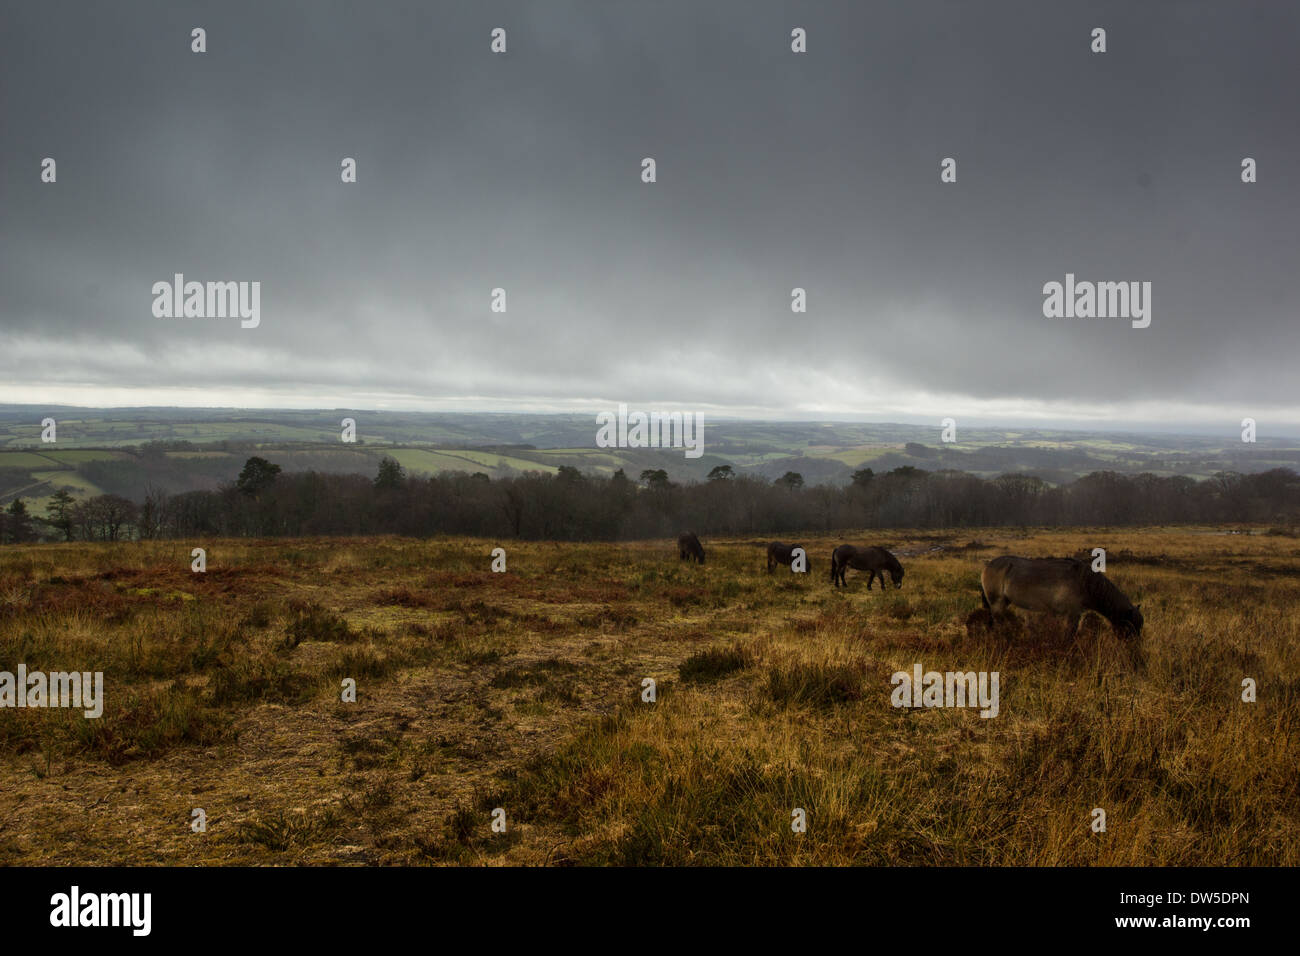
left=0, top=527, right=1296, bottom=865
left=3, top=408, right=1300, bottom=507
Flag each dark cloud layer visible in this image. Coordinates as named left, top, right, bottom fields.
left=2, top=1, right=1297, bottom=428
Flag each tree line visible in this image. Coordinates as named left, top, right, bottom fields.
left=2, top=456, right=1298, bottom=544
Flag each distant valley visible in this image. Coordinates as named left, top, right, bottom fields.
left=2, top=405, right=1297, bottom=511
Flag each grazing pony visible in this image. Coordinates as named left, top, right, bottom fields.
left=677, top=531, right=705, bottom=565
left=829, top=545, right=904, bottom=589
left=766, top=541, right=809, bottom=573
left=979, top=555, right=1143, bottom=640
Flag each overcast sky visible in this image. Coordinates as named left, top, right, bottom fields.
left=2, top=1, right=1297, bottom=432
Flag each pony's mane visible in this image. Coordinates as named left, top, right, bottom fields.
left=1082, top=568, right=1133, bottom=618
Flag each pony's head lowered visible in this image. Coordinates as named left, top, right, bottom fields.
left=1112, top=603, right=1143, bottom=638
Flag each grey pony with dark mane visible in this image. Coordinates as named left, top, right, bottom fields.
left=677, top=531, right=705, bottom=565
left=979, top=555, right=1143, bottom=639
left=766, top=541, right=809, bottom=573
left=829, top=545, right=904, bottom=589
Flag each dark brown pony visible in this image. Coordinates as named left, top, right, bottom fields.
left=766, top=541, right=809, bottom=573
left=980, top=555, right=1143, bottom=639
left=677, top=531, right=705, bottom=565
left=829, top=545, right=904, bottom=589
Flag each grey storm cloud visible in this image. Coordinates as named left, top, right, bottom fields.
left=1, top=0, right=1298, bottom=426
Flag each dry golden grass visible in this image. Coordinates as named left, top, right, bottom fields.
left=0, top=528, right=1296, bottom=865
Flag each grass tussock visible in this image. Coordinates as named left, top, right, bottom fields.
left=678, top=643, right=752, bottom=683
left=764, top=657, right=871, bottom=708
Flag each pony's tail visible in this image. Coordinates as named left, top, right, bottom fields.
left=979, top=584, right=990, bottom=609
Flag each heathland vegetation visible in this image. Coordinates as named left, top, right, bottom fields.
left=1, top=417, right=1296, bottom=866
left=0, top=529, right=1295, bottom=865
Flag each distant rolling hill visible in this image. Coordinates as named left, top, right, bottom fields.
left=1, top=405, right=1298, bottom=509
